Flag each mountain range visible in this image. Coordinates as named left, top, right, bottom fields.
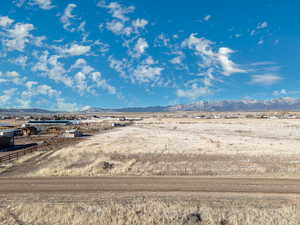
left=1, top=98, right=300, bottom=113
left=83, top=98, right=300, bottom=113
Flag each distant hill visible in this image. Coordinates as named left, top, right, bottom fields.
left=0, top=108, right=57, bottom=114
left=83, top=98, right=300, bottom=113
left=2, top=98, right=300, bottom=113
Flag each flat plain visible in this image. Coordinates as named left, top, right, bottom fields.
left=1, top=116, right=299, bottom=225
left=3, top=117, right=300, bottom=177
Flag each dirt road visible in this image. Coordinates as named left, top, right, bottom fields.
left=1, top=176, right=300, bottom=194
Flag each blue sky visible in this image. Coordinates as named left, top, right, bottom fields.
left=0, top=0, right=299, bottom=110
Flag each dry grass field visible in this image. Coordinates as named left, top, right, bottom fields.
left=0, top=192, right=297, bottom=225
left=3, top=117, right=300, bottom=177
left=1, top=116, right=299, bottom=225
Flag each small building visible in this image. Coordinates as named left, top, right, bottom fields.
left=0, top=129, right=15, bottom=149
left=0, top=129, right=17, bottom=137
left=46, top=126, right=64, bottom=134
left=26, top=120, right=72, bottom=126
left=0, top=136, right=14, bottom=149
left=63, top=129, right=82, bottom=138
left=22, top=127, right=38, bottom=136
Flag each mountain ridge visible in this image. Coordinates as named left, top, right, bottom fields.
left=1, top=98, right=300, bottom=113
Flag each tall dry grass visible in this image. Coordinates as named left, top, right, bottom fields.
left=0, top=199, right=297, bottom=225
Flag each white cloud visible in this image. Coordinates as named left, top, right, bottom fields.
left=217, top=47, right=246, bottom=75
left=106, top=20, right=133, bottom=36
left=108, top=56, right=164, bottom=84
left=182, top=34, right=215, bottom=66
left=61, top=44, right=91, bottom=56
left=0, top=88, right=17, bottom=105
left=179, top=34, right=246, bottom=99
left=169, top=50, right=185, bottom=66
left=21, top=82, right=60, bottom=99
left=170, top=56, right=182, bottom=64
left=132, top=38, right=148, bottom=57
left=55, top=97, right=78, bottom=112
left=133, top=64, right=163, bottom=83
left=74, top=71, right=88, bottom=93
left=156, top=33, right=170, bottom=47
left=0, top=16, right=14, bottom=27
left=13, top=0, right=27, bottom=7
left=177, top=84, right=210, bottom=99
left=34, top=35, right=46, bottom=47
left=203, top=15, right=211, bottom=21
left=0, top=71, right=26, bottom=85
left=70, top=58, right=117, bottom=95
left=10, top=55, right=28, bottom=68
left=100, top=2, right=147, bottom=37
left=32, top=51, right=73, bottom=87
left=132, top=19, right=148, bottom=29
left=32, top=0, right=54, bottom=10
left=272, top=89, right=287, bottom=96
left=60, top=4, right=77, bottom=32
left=108, top=56, right=127, bottom=78
left=13, top=0, right=54, bottom=10
left=250, top=74, right=282, bottom=85
left=98, top=1, right=135, bottom=21
left=91, top=72, right=116, bottom=94
left=4, top=22, right=34, bottom=51
left=257, top=21, right=268, bottom=29
left=182, top=33, right=246, bottom=76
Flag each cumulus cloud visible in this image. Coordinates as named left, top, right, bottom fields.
left=0, top=16, right=14, bottom=27
left=60, top=4, right=77, bottom=32
left=13, top=0, right=54, bottom=10
left=131, top=38, right=148, bottom=57
left=106, top=20, right=133, bottom=36
left=0, top=71, right=26, bottom=85
left=55, top=97, right=78, bottom=112
left=177, top=84, right=210, bottom=99
left=98, top=1, right=135, bottom=21
left=32, top=51, right=73, bottom=87
left=74, top=71, right=88, bottom=93
left=132, top=60, right=164, bottom=83
left=10, top=55, right=28, bottom=68
left=108, top=56, right=164, bottom=84
left=100, top=1, right=147, bottom=37
left=250, top=74, right=282, bottom=85
left=91, top=71, right=116, bottom=94
left=21, top=82, right=60, bottom=99
left=3, top=22, right=34, bottom=51
left=0, top=88, right=17, bottom=105
left=70, top=58, right=117, bottom=95
left=60, top=43, right=91, bottom=56
left=32, top=0, right=54, bottom=10
left=132, top=19, right=148, bottom=29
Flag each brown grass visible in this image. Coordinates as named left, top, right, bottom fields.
left=0, top=198, right=296, bottom=225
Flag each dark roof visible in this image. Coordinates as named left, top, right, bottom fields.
left=27, top=120, right=71, bottom=124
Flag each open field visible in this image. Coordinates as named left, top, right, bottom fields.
left=1, top=116, right=300, bottom=224
left=3, top=118, right=300, bottom=177
left=0, top=191, right=297, bottom=225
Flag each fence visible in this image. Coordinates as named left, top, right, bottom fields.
left=0, top=145, right=39, bottom=164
